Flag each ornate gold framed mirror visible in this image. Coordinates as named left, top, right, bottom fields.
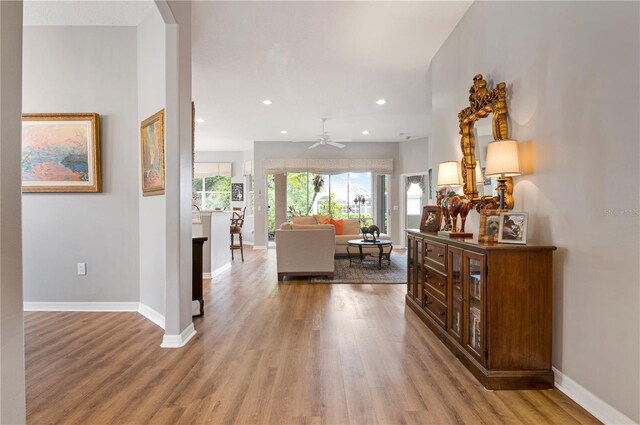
left=458, top=74, right=514, bottom=210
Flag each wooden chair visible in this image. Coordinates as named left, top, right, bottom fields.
left=230, top=207, right=246, bottom=261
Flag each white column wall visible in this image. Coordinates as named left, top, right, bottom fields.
left=0, top=1, right=26, bottom=423
left=138, top=6, right=167, bottom=319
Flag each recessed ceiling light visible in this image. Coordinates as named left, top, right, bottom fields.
left=362, top=130, right=369, bottom=135
left=262, top=99, right=273, bottom=105
left=195, top=118, right=205, bottom=123
left=376, top=99, right=386, bottom=105
left=280, top=130, right=288, bottom=134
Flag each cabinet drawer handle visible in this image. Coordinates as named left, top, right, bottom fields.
left=439, top=310, right=446, bottom=316
left=437, top=254, right=444, bottom=258
left=426, top=249, right=433, bottom=253
left=458, top=296, right=464, bottom=302
left=438, top=281, right=445, bottom=287
left=425, top=300, right=433, bottom=306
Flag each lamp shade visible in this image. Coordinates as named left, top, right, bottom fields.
left=484, top=139, right=521, bottom=177
left=437, top=161, right=461, bottom=186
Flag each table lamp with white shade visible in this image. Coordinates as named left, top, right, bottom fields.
left=484, top=139, right=521, bottom=209
left=437, top=160, right=462, bottom=188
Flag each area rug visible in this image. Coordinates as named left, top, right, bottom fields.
left=308, top=253, right=407, bottom=284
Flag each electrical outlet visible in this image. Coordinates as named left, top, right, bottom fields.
left=393, top=205, right=399, bottom=211
left=77, top=263, right=86, bottom=276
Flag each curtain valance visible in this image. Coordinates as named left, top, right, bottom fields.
left=194, top=162, right=232, bottom=177
left=263, top=158, right=393, bottom=175
left=406, top=175, right=425, bottom=192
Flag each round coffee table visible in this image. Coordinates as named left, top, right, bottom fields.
left=346, top=239, right=393, bottom=270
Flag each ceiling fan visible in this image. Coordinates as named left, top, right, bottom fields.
left=294, top=118, right=351, bottom=149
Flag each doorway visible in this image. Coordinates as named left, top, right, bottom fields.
left=400, top=172, right=430, bottom=245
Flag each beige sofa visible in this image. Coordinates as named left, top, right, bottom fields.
left=279, top=216, right=391, bottom=255
left=275, top=225, right=335, bottom=280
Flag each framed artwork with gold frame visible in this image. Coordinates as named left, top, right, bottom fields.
left=140, top=110, right=165, bottom=196
left=21, top=113, right=101, bottom=193
left=420, top=205, right=441, bottom=233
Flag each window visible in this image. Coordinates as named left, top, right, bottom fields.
left=192, top=176, right=231, bottom=210
left=286, top=172, right=374, bottom=225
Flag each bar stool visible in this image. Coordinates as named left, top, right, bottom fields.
left=230, top=207, right=246, bottom=261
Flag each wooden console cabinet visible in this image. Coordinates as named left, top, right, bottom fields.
left=406, top=230, right=556, bottom=390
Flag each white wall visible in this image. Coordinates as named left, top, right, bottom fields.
left=22, top=26, right=140, bottom=303
left=195, top=151, right=244, bottom=179
left=0, top=1, right=26, bottom=422
left=399, top=137, right=429, bottom=175
left=428, top=2, right=639, bottom=422
left=137, top=8, right=166, bottom=317
left=253, top=141, right=401, bottom=246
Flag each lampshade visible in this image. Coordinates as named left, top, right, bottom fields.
left=437, top=161, right=461, bottom=186
left=475, top=161, right=484, bottom=184
left=484, top=139, right=521, bottom=177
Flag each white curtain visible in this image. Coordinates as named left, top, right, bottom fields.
left=194, top=162, right=232, bottom=177
left=263, top=158, right=393, bottom=175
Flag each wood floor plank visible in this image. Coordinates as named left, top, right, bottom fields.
left=25, top=248, right=601, bottom=424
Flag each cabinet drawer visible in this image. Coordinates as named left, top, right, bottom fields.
left=423, top=289, right=447, bottom=329
left=425, top=241, right=446, bottom=272
left=424, top=266, right=447, bottom=301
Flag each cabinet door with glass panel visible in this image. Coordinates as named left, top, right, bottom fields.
left=464, top=251, right=486, bottom=365
left=447, top=246, right=464, bottom=344
left=415, top=239, right=424, bottom=305
left=407, top=235, right=416, bottom=298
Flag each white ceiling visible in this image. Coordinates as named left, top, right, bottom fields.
left=24, top=0, right=154, bottom=26
left=192, top=1, right=472, bottom=151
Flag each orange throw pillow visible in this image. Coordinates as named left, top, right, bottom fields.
left=330, top=219, right=345, bottom=235
left=315, top=214, right=332, bottom=224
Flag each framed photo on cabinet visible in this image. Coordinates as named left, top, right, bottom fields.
left=498, top=212, right=528, bottom=244
left=478, top=209, right=506, bottom=243
left=420, top=205, right=440, bottom=233
left=140, top=110, right=165, bottom=196
left=21, top=113, right=101, bottom=193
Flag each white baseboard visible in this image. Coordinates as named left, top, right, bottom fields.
left=212, top=262, right=231, bottom=277
left=137, top=303, right=165, bottom=329
left=24, top=301, right=167, bottom=330
left=203, top=272, right=212, bottom=279
left=161, top=323, right=196, bottom=348
left=253, top=245, right=267, bottom=250
left=243, top=240, right=254, bottom=246
left=24, top=302, right=139, bottom=312
left=553, top=367, right=635, bottom=424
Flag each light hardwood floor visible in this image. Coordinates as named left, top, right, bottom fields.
left=25, top=248, right=600, bottom=424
